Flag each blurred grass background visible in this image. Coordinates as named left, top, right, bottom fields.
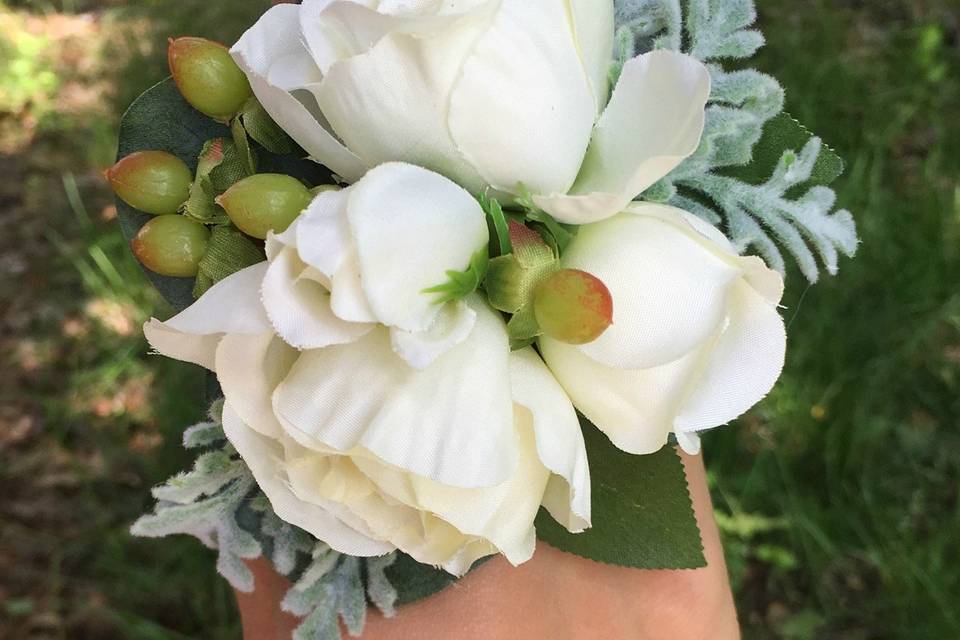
left=0, top=0, right=956, bottom=638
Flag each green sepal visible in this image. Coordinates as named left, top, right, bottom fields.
left=479, top=193, right=512, bottom=256
left=515, top=184, right=577, bottom=254
left=726, top=112, right=844, bottom=188
left=192, top=225, right=266, bottom=298
left=231, top=115, right=258, bottom=175
left=422, top=248, right=489, bottom=304
left=182, top=137, right=250, bottom=224
left=535, top=419, right=706, bottom=570
left=507, top=307, right=541, bottom=350
left=485, top=221, right=560, bottom=314
left=239, top=97, right=295, bottom=155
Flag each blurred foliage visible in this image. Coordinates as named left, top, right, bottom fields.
left=0, top=0, right=957, bottom=639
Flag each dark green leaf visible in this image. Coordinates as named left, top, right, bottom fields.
left=726, top=112, right=844, bottom=187
left=536, top=419, right=705, bottom=570
left=116, top=77, right=331, bottom=311
left=384, top=554, right=490, bottom=607
left=383, top=554, right=460, bottom=607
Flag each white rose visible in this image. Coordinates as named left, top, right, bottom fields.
left=144, top=163, right=590, bottom=575
left=539, top=203, right=787, bottom=456
left=230, top=0, right=710, bottom=224
left=262, top=162, right=489, bottom=368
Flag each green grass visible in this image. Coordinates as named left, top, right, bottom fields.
left=0, top=1, right=957, bottom=639
left=708, top=2, right=960, bottom=638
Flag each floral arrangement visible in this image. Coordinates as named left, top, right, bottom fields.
left=109, top=0, right=858, bottom=637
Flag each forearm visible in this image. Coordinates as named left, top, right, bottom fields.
left=236, top=450, right=739, bottom=640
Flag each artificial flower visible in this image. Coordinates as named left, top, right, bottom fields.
left=261, top=161, right=488, bottom=368
left=230, top=0, right=711, bottom=224
left=143, top=163, right=590, bottom=575
left=539, top=203, right=787, bottom=455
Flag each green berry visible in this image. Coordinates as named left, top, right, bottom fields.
left=107, top=151, right=192, bottom=215
left=132, top=215, right=210, bottom=278
left=534, top=269, right=613, bottom=345
left=168, top=36, right=252, bottom=120
left=216, top=174, right=312, bottom=239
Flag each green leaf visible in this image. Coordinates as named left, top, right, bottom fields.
left=726, top=112, right=844, bottom=187
left=116, top=77, right=330, bottom=311
left=384, top=554, right=460, bottom=607
left=422, top=248, right=489, bottom=304
left=535, top=419, right=705, bottom=569
left=385, top=554, right=491, bottom=607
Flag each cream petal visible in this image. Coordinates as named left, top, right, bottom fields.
left=448, top=0, right=596, bottom=196
left=272, top=299, right=516, bottom=489
left=220, top=401, right=393, bottom=556
left=390, top=299, right=477, bottom=369
left=230, top=4, right=367, bottom=182
left=352, top=417, right=547, bottom=572
left=345, top=163, right=488, bottom=333
left=562, top=211, right=742, bottom=370
left=329, top=249, right=378, bottom=323
left=215, top=333, right=297, bottom=439
left=534, top=50, right=710, bottom=224
left=313, top=15, right=492, bottom=192
left=567, top=0, right=615, bottom=112
left=539, top=336, right=702, bottom=455
left=285, top=448, right=498, bottom=575
left=675, top=281, right=787, bottom=435
left=261, top=246, right=373, bottom=349
left=143, top=262, right=272, bottom=370
left=509, top=348, right=590, bottom=531
left=293, top=189, right=352, bottom=278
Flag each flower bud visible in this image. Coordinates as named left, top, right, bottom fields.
left=132, top=215, right=210, bottom=278
left=216, top=174, right=312, bottom=239
left=168, top=36, right=252, bottom=120
left=534, top=268, right=613, bottom=345
left=106, top=151, right=192, bottom=216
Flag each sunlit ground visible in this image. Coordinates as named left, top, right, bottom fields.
left=0, top=1, right=957, bottom=638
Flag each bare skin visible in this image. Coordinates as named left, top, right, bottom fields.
left=236, top=450, right=740, bottom=639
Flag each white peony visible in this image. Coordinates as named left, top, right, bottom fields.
left=230, top=0, right=711, bottom=225
left=539, top=203, right=787, bottom=456
left=144, top=162, right=590, bottom=575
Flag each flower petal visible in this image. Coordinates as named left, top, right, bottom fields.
left=346, top=163, right=488, bottom=332
left=351, top=417, right=548, bottom=573
left=534, top=50, right=710, bottom=224
left=539, top=336, right=702, bottom=455
left=562, top=209, right=743, bottom=370
left=261, top=246, right=373, bottom=349
left=675, top=281, right=787, bottom=435
left=567, top=0, right=615, bottom=112
left=221, top=401, right=393, bottom=556
left=272, top=298, right=516, bottom=489
left=390, top=299, right=477, bottom=369
left=509, top=348, right=591, bottom=531
left=216, top=333, right=297, bottom=439
left=313, top=14, right=492, bottom=192
left=143, top=262, right=271, bottom=370
left=231, top=4, right=367, bottom=182
left=448, top=0, right=596, bottom=196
